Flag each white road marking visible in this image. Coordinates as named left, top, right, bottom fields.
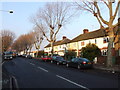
left=37, top=67, right=48, bottom=72
left=11, top=76, right=19, bottom=89
left=30, top=63, right=35, bottom=66
left=29, top=62, right=48, bottom=72
left=1, top=61, right=5, bottom=65
left=56, top=75, right=89, bottom=90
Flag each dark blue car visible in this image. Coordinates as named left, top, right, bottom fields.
left=51, top=56, right=67, bottom=65
left=66, top=57, right=93, bottom=69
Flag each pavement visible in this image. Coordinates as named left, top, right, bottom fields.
left=93, top=64, right=120, bottom=74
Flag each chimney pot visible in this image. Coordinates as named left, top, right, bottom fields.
left=62, top=36, right=67, bottom=40
left=83, top=29, right=89, bottom=34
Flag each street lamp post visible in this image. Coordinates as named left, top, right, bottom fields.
left=0, top=10, right=13, bottom=13
left=0, top=9, right=13, bottom=90
left=0, top=10, right=13, bottom=53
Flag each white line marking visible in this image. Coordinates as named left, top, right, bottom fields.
left=11, top=76, right=19, bottom=89
left=38, top=67, right=48, bottom=72
left=30, top=63, right=35, bottom=66
left=2, top=61, right=5, bottom=65
left=56, top=75, right=89, bottom=90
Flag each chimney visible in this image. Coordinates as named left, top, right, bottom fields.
left=62, top=36, right=67, bottom=40
left=83, top=29, right=89, bottom=34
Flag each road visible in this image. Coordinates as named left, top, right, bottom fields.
left=2, top=57, right=120, bottom=89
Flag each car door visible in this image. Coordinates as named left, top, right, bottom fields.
left=71, top=58, right=77, bottom=67
left=73, top=58, right=79, bottom=67
left=53, top=56, right=57, bottom=62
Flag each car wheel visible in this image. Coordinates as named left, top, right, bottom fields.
left=66, top=63, right=69, bottom=67
left=51, top=60, right=53, bottom=63
left=77, top=65, right=81, bottom=69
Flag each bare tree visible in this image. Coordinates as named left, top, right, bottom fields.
left=1, top=30, right=15, bottom=52
left=74, top=0, right=120, bottom=67
left=12, top=35, right=26, bottom=53
left=32, top=27, right=44, bottom=57
left=31, top=2, right=77, bottom=56
left=12, top=33, right=34, bottom=54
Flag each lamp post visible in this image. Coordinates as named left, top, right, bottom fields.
left=0, top=10, right=13, bottom=13
left=0, top=10, right=13, bottom=52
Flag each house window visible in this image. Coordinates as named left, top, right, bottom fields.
left=103, top=37, right=109, bottom=43
left=102, top=50, right=107, bottom=56
left=95, top=39, right=97, bottom=44
left=59, top=45, right=61, bottom=48
left=81, top=41, right=85, bottom=46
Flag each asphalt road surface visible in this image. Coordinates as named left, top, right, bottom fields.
left=2, top=57, right=120, bottom=89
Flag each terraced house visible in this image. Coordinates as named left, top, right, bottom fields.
left=44, top=36, right=71, bottom=56
left=67, top=29, right=109, bottom=56
left=44, top=23, right=120, bottom=64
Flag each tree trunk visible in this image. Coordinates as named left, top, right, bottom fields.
left=107, top=37, right=114, bottom=67
left=36, top=49, right=39, bottom=57
left=29, top=46, right=32, bottom=55
left=106, top=25, right=115, bottom=67
left=50, top=41, right=54, bottom=56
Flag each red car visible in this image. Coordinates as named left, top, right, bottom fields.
left=41, top=56, right=52, bottom=61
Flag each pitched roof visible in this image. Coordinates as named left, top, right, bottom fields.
left=70, top=29, right=108, bottom=43
left=44, top=24, right=118, bottom=48
left=44, top=38, right=71, bottom=48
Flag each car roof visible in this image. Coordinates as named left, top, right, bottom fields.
left=73, top=57, right=89, bottom=61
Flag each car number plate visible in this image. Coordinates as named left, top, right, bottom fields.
left=88, top=62, right=91, bottom=64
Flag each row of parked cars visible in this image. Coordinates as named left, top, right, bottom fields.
left=19, top=54, right=32, bottom=59
left=41, top=56, right=93, bottom=69
left=2, top=51, right=33, bottom=61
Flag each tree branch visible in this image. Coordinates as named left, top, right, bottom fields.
left=96, top=15, right=105, bottom=28
left=101, top=0, right=109, bottom=8
left=35, top=22, right=50, bottom=42
left=94, top=2, right=109, bottom=25
left=112, top=1, right=120, bottom=22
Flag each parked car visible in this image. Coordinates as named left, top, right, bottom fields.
left=51, top=56, right=67, bottom=65
left=12, top=52, right=17, bottom=58
left=17, top=54, right=22, bottom=57
left=26, top=55, right=32, bottom=59
left=41, top=56, right=52, bottom=61
left=22, top=54, right=27, bottom=58
left=3, top=51, right=13, bottom=60
left=66, top=57, right=93, bottom=69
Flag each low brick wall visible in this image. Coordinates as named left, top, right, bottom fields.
left=116, top=56, right=120, bottom=65
left=97, top=56, right=107, bottom=64
left=97, top=56, right=120, bottom=65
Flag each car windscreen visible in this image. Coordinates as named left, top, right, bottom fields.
left=56, top=57, right=64, bottom=60
left=79, top=58, right=89, bottom=62
left=4, top=52, right=13, bottom=55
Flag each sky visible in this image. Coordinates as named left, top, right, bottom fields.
left=0, top=1, right=119, bottom=50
